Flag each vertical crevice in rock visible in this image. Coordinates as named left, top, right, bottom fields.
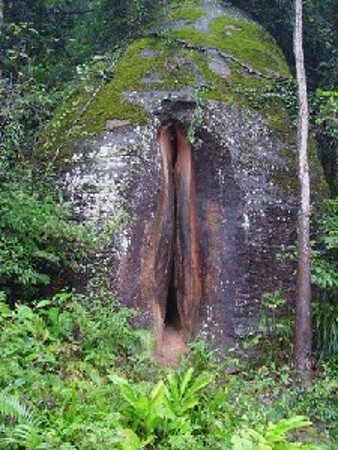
left=174, top=126, right=202, bottom=339
left=145, top=122, right=201, bottom=359
left=164, top=259, right=181, bottom=329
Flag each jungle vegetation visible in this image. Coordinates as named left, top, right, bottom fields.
left=0, top=0, right=337, bottom=448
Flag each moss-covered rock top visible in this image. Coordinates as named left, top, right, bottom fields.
left=40, top=0, right=292, bottom=161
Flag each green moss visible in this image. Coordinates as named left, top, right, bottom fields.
left=170, top=28, right=212, bottom=47
left=272, top=136, right=327, bottom=195
left=309, top=139, right=328, bottom=196
left=185, top=48, right=274, bottom=108
left=273, top=174, right=299, bottom=193
left=79, top=38, right=163, bottom=134
left=264, top=99, right=296, bottom=143
left=210, top=17, right=289, bottom=76
left=171, top=0, right=202, bottom=6
left=38, top=91, right=92, bottom=161
left=184, top=50, right=233, bottom=102
left=40, top=37, right=200, bottom=160
left=229, top=71, right=273, bottom=91
left=41, top=3, right=295, bottom=163
left=168, top=6, right=204, bottom=22
left=82, top=38, right=197, bottom=129
left=169, top=16, right=290, bottom=78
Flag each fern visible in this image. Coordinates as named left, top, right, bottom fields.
left=0, top=392, right=42, bottom=449
left=0, top=393, right=36, bottom=426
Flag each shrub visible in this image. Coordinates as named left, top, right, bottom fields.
left=0, top=180, right=94, bottom=302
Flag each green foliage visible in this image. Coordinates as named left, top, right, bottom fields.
left=241, top=290, right=293, bottom=366
left=315, top=90, right=338, bottom=141
left=314, top=90, right=338, bottom=194
left=313, top=297, right=338, bottom=363
left=166, top=367, right=213, bottom=415
left=0, top=3, right=76, bottom=86
left=260, top=291, right=288, bottom=336
left=0, top=47, right=89, bottom=302
left=66, top=0, right=161, bottom=64
left=231, top=416, right=313, bottom=450
left=0, top=175, right=93, bottom=300
left=110, top=367, right=214, bottom=447
left=187, top=85, right=208, bottom=144
left=312, top=199, right=338, bottom=290
left=0, top=290, right=335, bottom=449
left=0, top=290, right=152, bottom=448
left=110, top=375, right=170, bottom=444
left=0, top=392, right=42, bottom=449
left=311, top=198, right=338, bottom=363
left=0, top=77, right=56, bottom=157
left=0, top=0, right=162, bottom=87
left=271, top=198, right=338, bottom=365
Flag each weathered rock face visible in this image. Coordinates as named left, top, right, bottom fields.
left=43, top=0, right=326, bottom=351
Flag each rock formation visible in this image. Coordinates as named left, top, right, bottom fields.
left=41, top=0, right=326, bottom=356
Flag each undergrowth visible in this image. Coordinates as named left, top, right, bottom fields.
left=0, top=289, right=336, bottom=449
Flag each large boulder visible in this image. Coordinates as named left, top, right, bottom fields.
left=41, top=0, right=326, bottom=351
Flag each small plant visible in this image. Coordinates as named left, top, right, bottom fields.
left=242, top=290, right=293, bottom=365
left=231, top=416, right=313, bottom=450
left=313, top=296, right=338, bottom=363
left=110, top=367, right=214, bottom=447
left=165, top=367, right=213, bottom=416
left=110, top=374, right=170, bottom=444
left=261, top=290, right=287, bottom=336
left=312, top=198, right=338, bottom=290
left=187, top=85, right=210, bottom=145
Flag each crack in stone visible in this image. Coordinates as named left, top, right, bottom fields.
left=143, top=124, right=202, bottom=351
left=148, top=32, right=279, bottom=80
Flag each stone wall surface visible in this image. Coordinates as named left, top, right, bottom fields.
left=45, top=0, right=326, bottom=350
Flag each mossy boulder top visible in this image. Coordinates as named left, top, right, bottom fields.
left=46, top=0, right=326, bottom=350
left=42, top=0, right=293, bottom=155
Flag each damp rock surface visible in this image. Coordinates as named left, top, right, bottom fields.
left=45, top=0, right=326, bottom=353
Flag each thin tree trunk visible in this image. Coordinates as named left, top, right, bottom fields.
left=0, top=0, right=3, bottom=80
left=294, top=0, right=312, bottom=378
left=0, top=0, right=4, bottom=28
left=0, top=0, right=3, bottom=25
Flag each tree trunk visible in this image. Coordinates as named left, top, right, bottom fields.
left=0, top=0, right=3, bottom=25
left=294, top=0, right=312, bottom=378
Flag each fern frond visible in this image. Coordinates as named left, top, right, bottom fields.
left=0, top=393, right=42, bottom=449
left=0, top=393, right=36, bottom=426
